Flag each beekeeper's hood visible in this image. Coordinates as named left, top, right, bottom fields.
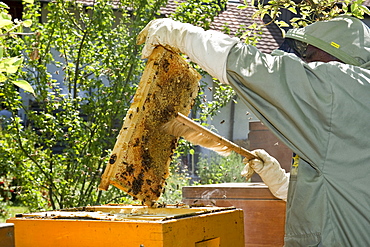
left=285, top=16, right=370, bottom=69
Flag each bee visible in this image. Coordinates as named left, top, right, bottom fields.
left=109, top=154, right=117, bottom=164
left=126, top=164, right=135, bottom=175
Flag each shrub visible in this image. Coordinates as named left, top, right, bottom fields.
left=195, top=151, right=246, bottom=185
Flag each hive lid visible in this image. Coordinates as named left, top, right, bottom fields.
left=182, top=182, right=278, bottom=201
left=14, top=204, right=236, bottom=222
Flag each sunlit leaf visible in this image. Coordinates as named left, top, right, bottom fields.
left=0, top=2, right=9, bottom=9
left=0, top=72, right=6, bottom=82
left=22, top=19, right=32, bottom=27
left=0, top=19, right=12, bottom=28
left=288, top=7, right=297, bottom=14
left=275, top=20, right=290, bottom=28
left=0, top=57, right=23, bottom=73
left=11, top=79, right=35, bottom=96
left=0, top=12, right=11, bottom=20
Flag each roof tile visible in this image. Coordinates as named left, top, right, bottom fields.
left=162, top=0, right=283, bottom=53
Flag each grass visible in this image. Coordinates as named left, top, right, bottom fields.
left=0, top=206, right=28, bottom=223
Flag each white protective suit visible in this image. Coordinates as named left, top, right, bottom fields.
left=138, top=16, right=370, bottom=246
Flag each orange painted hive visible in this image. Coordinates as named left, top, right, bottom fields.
left=7, top=205, right=244, bottom=247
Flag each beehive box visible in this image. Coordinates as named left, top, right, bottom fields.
left=7, top=205, right=244, bottom=247
left=182, top=183, right=286, bottom=247
left=0, top=223, right=15, bottom=247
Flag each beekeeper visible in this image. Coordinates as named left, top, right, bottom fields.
left=137, top=16, right=370, bottom=246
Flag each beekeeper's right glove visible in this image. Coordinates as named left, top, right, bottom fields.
left=242, top=149, right=289, bottom=201
left=137, top=18, right=239, bottom=84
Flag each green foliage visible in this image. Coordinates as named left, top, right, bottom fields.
left=197, top=83, right=236, bottom=123
left=239, top=0, right=370, bottom=35
left=0, top=1, right=36, bottom=217
left=0, top=2, right=35, bottom=95
left=0, top=206, right=28, bottom=223
left=171, top=0, right=227, bottom=29
left=171, top=0, right=236, bottom=124
left=1, top=0, right=168, bottom=211
left=195, top=152, right=245, bottom=185
left=1, top=0, right=232, bottom=212
left=158, top=157, right=192, bottom=205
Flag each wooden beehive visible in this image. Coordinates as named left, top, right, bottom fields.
left=0, top=223, right=15, bottom=247
left=7, top=205, right=245, bottom=247
left=99, top=46, right=201, bottom=206
left=182, top=183, right=286, bottom=247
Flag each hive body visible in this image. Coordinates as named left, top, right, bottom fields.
left=7, top=205, right=244, bottom=247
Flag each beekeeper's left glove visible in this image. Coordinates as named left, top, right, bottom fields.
left=242, top=149, right=289, bottom=201
left=137, top=18, right=239, bottom=84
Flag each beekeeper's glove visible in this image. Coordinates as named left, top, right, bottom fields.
left=241, top=149, right=289, bottom=201
left=136, top=18, right=239, bottom=84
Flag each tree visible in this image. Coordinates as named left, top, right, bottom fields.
left=240, top=0, right=370, bottom=34
left=0, top=0, right=228, bottom=212
left=1, top=0, right=169, bottom=211
left=0, top=0, right=36, bottom=216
